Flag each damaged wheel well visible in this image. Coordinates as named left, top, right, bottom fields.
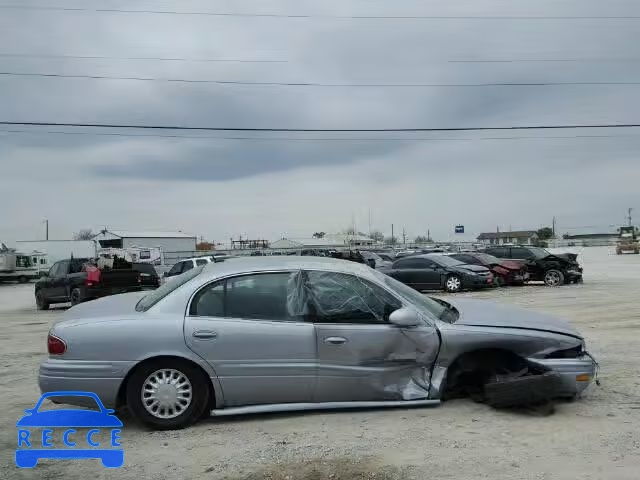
left=443, top=348, right=528, bottom=399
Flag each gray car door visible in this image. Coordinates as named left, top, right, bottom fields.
left=184, top=271, right=316, bottom=407
left=305, top=270, right=441, bottom=402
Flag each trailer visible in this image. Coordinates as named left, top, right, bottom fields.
left=616, top=226, right=639, bottom=254
left=14, top=240, right=98, bottom=273
left=0, top=252, right=40, bottom=283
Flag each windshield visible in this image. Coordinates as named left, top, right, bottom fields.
left=135, top=266, right=204, bottom=311
left=527, top=247, right=551, bottom=259
left=430, top=255, right=464, bottom=267
left=375, top=271, right=446, bottom=320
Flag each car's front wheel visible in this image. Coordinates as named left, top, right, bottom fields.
left=126, top=360, right=210, bottom=430
left=544, top=269, right=564, bottom=287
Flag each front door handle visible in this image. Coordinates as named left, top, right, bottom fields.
left=323, top=336, right=347, bottom=345
left=192, top=330, right=217, bottom=339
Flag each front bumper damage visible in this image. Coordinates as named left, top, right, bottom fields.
left=529, top=352, right=598, bottom=397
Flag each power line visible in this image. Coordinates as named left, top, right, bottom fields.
left=2, top=128, right=640, bottom=142
left=2, top=121, right=640, bottom=133
left=0, top=52, right=286, bottom=63
left=2, top=71, right=639, bottom=88
left=2, top=5, right=640, bottom=19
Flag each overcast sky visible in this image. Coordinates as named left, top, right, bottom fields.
left=1, top=0, right=639, bottom=246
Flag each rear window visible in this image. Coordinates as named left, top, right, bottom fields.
left=135, top=266, right=204, bottom=312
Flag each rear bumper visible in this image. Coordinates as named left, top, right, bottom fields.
left=529, top=353, right=596, bottom=397
left=39, top=358, right=133, bottom=407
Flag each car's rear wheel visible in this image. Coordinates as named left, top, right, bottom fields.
left=70, top=288, right=84, bottom=306
left=543, top=269, right=564, bottom=287
left=35, top=291, right=49, bottom=310
left=126, top=360, right=209, bottom=430
left=445, top=275, right=462, bottom=293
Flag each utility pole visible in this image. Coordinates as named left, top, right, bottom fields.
left=402, top=227, right=407, bottom=247
left=391, top=224, right=394, bottom=246
left=552, top=216, right=556, bottom=237
left=368, top=208, right=372, bottom=238
left=628, top=208, right=633, bottom=227
left=43, top=219, right=48, bottom=240
left=427, top=229, right=430, bottom=242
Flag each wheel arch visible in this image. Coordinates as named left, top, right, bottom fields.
left=433, top=347, right=527, bottom=399
left=116, top=354, right=220, bottom=412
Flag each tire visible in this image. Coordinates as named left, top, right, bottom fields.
left=35, top=291, right=50, bottom=311
left=484, top=371, right=563, bottom=408
left=70, top=288, right=84, bottom=306
left=444, top=275, right=462, bottom=293
left=543, top=269, right=564, bottom=287
left=126, top=359, right=210, bottom=430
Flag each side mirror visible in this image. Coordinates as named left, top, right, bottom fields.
left=388, top=307, right=421, bottom=328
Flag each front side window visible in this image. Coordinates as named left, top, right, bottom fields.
left=182, top=261, right=194, bottom=272
left=167, top=262, right=183, bottom=276
left=305, top=271, right=401, bottom=324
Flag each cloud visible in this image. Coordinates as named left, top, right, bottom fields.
left=1, top=0, right=640, bottom=245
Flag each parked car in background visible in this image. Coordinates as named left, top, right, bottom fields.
left=360, top=251, right=392, bottom=270
left=480, top=246, right=583, bottom=286
left=447, top=252, right=528, bottom=286
left=374, top=252, right=395, bottom=262
left=385, top=254, right=493, bottom=292
left=40, top=256, right=596, bottom=430
left=163, top=255, right=233, bottom=282
left=35, top=258, right=142, bottom=309
left=132, top=263, right=160, bottom=289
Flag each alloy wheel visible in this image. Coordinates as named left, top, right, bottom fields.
left=446, top=276, right=461, bottom=292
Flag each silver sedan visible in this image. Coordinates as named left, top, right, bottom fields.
left=40, top=257, right=596, bottom=429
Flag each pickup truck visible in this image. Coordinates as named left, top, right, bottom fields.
left=34, top=258, right=142, bottom=310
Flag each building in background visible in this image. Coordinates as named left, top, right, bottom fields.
left=477, top=230, right=539, bottom=246
left=93, top=230, right=197, bottom=253
left=270, top=233, right=375, bottom=250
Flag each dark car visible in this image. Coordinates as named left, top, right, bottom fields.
left=35, top=258, right=142, bottom=310
left=385, top=254, right=494, bottom=292
left=448, top=252, right=528, bottom=286
left=480, top=246, right=583, bottom=286
left=132, top=263, right=160, bottom=289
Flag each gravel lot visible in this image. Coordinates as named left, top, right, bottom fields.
left=1, top=246, right=639, bottom=479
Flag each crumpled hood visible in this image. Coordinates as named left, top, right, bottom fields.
left=61, top=291, right=147, bottom=323
left=443, top=297, right=582, bottom=339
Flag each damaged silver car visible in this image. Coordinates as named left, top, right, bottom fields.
left=40, top=257, right=597, bottom=429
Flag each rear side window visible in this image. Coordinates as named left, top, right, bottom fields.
left=189, top=273, right=295, bottom=321
left=511, top=247, right=534, bottom=259
left=393, top=258, right=430, bottom=269
left=195, top=258, right=209, bottom=266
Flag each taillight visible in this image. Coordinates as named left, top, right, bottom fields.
left=47, top=334, right=66, bottom=355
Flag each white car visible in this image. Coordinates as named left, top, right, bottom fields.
left=163, top=255, right=232, bottom=283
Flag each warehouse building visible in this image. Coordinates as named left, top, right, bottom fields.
left=93, top=230, right=197, bottom=253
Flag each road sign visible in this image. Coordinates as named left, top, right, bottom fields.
left=454, top=225, right=464, bottom=234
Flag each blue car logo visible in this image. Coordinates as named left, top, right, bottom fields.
left=16, top=391, right=123, bottom=468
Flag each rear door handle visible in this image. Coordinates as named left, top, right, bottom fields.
left=323, top=336, right=347, bottom=345
left=192, top=330, right=217, bottom=339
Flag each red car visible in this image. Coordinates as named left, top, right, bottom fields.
left=449, top=252, right=528, bottom=286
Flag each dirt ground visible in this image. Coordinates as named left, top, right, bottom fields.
left=1, top=246, right=639, bottom=479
